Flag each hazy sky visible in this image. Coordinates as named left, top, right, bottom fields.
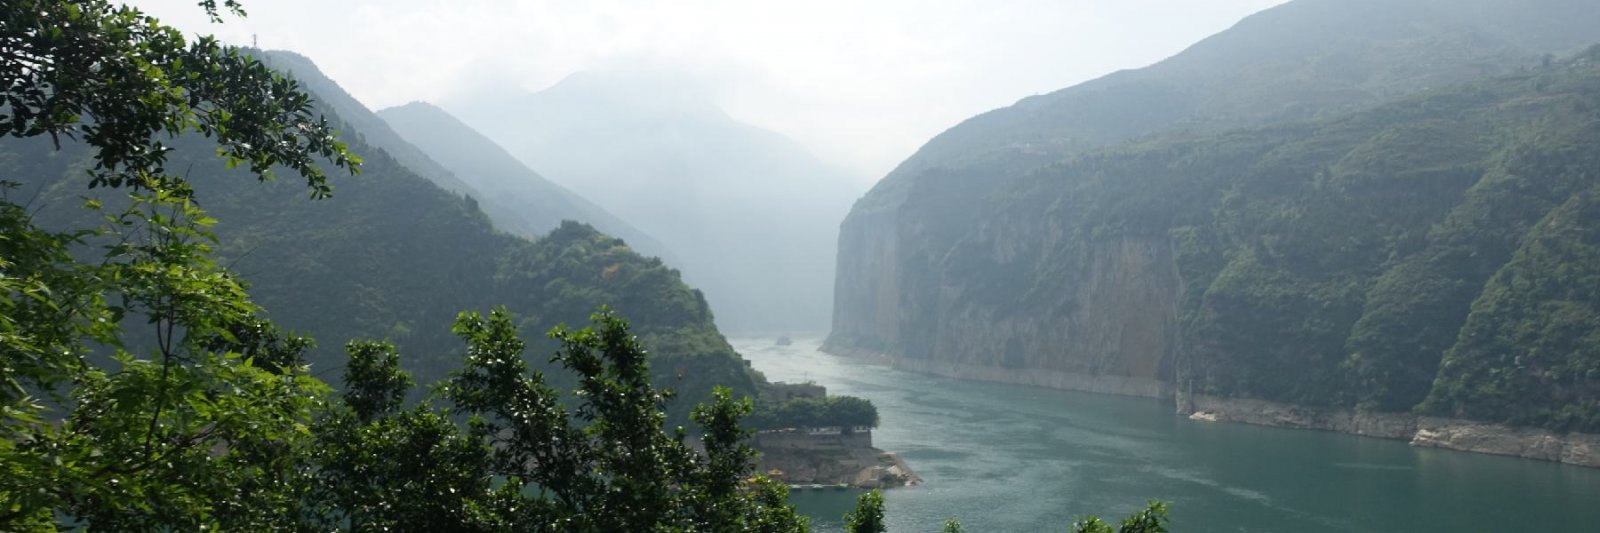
left=132, top=0, right=1286, bottom=181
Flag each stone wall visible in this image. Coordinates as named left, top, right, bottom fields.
left=760, top=382, right=827, bottom=403
left=755, top=429, right=872, bottom=451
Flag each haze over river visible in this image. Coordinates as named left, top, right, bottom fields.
left=731, top=336, right=1600, bottom=532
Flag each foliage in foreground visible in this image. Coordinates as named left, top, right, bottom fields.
left=301, top=308, right=811, bottom=532
left=848, top=491, right=1169, bottom=533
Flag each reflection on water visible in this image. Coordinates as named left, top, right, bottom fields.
left=731, top=336, right=1600, bottom=532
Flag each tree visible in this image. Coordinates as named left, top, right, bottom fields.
left=1, top=0, right=355, bottom=528
left=0, top=183, right=340, bottom=529
left=304, top=341, right=495, bottom=531
left=827, top=395, right=880, bottom=428
left=747, top=394, right=880, bottom=430
left=438, top=307, right=808, bottom=532
left=1, top=0, right=359, bottom=198
left=844, top=490, right=886, bottom=533
left=1070, top=502, right=1170, bottom=533
left=934, top=502, right=1169, bottom=533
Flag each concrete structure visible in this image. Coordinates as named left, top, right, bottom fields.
left=760, top=382, right=826, bottom=403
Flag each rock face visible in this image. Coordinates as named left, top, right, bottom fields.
left=1186, top=394, right=1417, bottom=440
left=1411, top=420, right=1600, bottom=468
left=753, top=430, right=920, bottom=488
left=829, top=209, right=901, bottom=354
left=924, top=236, right=1183, bottom=396
left=833, top=230, right=1183, bottom=398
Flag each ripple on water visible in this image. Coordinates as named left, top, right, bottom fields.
left=1329, top=462, right=1416, bottom=471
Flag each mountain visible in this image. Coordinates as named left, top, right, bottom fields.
left=375, top=101, right=672, bottom=260
left=827, top=0, right=1600, bottom=433
left=831, top=0, right=1600, bottom=360
left=256, top=52, right=481, bottom=199
left=7, top=53, right=758, bottom=417
left=445, top=70, right=865, bottom=333
left=258, top=52, right=665, bottom=257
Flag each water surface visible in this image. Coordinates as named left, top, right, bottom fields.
left=731, top=336, right=1600, bottom=532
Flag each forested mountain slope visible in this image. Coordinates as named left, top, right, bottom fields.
left=376, top=101, right=673, bottom=261
left=5, top=62, right=757, bottom=411
left=830, top=0, right=1600, bottom=362
left=910, top=48, right=1600, bottom=432
left=447, top=70, right=865, bottom=333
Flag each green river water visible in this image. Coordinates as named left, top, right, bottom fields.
left=730, top=336, right=1600, bottom=532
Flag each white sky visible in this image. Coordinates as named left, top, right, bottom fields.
left=130, top=0, right=1287, bottom=181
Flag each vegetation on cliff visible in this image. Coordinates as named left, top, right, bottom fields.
left=947, top=48, right=1600, bottom=431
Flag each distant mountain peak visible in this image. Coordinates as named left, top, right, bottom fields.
left=530, top=68, right=730, bottom=121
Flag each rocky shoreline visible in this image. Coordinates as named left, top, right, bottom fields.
left=821, top=342, right=1600, bottom=469
left=1184, top=394, right=1600, bottom=468
left=752, top=431, right=921, bottom=489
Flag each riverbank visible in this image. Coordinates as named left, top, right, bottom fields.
left=820, top=342, right=1600, bottom=468
left=819, top=342, right=1170, bottom=399
left=1185, top=394, right=1600, bottom=468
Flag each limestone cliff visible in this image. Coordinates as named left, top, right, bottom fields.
left=828, top=208, right=901, bottom=354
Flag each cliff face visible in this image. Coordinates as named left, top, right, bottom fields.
left=915, top=236, right=1181, bottom=395
left=828, top=208, right=901, bottom=353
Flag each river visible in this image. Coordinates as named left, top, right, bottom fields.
left=730, top=336, right=1600, bottom=532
